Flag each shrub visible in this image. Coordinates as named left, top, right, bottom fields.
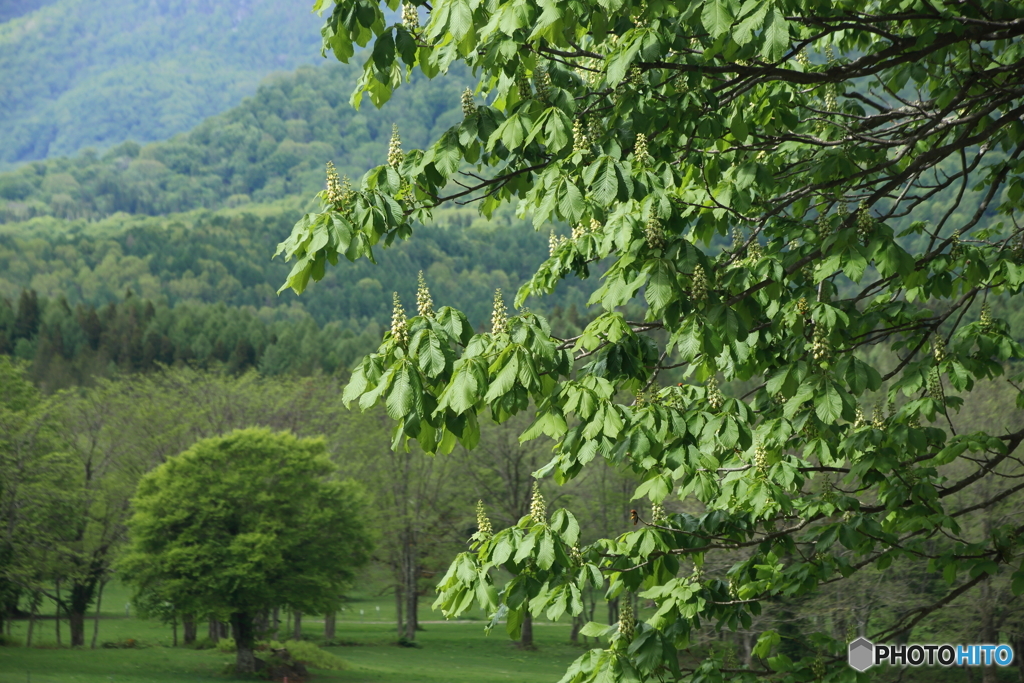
left=215, top=636, right=236, bottom=653
left=258, top=639, right=348, bottom=671
left=0, top=634, right=22, bottom=647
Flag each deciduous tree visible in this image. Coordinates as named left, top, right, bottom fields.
left=278, top=0, right=1024, bottom=680
left=120, top=428, right=372, bottom=673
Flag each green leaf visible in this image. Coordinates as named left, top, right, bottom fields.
left=557, top=181, right=586, bottom=223
left=760, top=9, right=789, bottom=62
left=385, top=362, right=417, bottom=419
left=580, top=621, right=615, bottom=637
left=701, top=0, right=734, bottom=38
left=733, top=0, right=768, bottom=45
left=814, top=381, right=842, bottom=423
left=752, top=629, right=780, bottom=658
left=645, top=261, right=676, bottom=314
left=1012, top=570, right=1024, bottom=596
left=537, top=531, right=556, bottom=569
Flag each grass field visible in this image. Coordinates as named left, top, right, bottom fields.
left=0, top=581, right=586, bottom=683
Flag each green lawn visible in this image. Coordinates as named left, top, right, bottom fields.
left=0, top=581, right=586, bottom=683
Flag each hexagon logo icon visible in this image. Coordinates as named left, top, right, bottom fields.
left=848, top=637, right=875, bottom=671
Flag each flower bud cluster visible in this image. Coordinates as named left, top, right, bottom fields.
left=856, top=201, right=873, bottom=241
left=401, top=3, right=419, bottom=29
left=529, top=481, right=547, bottom=525
left=691, top=265, right=708, bottom=302
left=516, top=70, right=532, bottom=100
left=817, top=213, right=832, bottom=240
left=651, top=503, right=666, bottom=523
left=853, top=407, right=866, bottom=428
left=706, top=376, right=724, bottom=411
left=416, top=271, right=435, bottom=319
left=933, top=335, right=946, bottom=362
left=572, top=118, right=589, bottom=153
left=871, top=404, right=885, bottom=429
left=387, top=124, right=404, bottom=169
left=812, top=656, right=826, bottom=680
left=754, top=441, right=769, bottom=476
left=569, top=544, right=583, bottom=566
left=475, top=500, right=493, bottom=538
left=731, top=228, right=744, bottom=250
left=461, top=88, right=477, bottom=117
left=391, top=292, right=409, bottom=346
left=797, top=297, right=810, bottom=317
left=634, top=133, right=650, bottom=165
left=326, top=161, right=342, bottom=203
left=812, top=323, right=831, bottom=363
left=617, top=600, right=635, bottom=642
left=824, top=84, right=839, bottom=112
left=588, top=116, right=603, bottom=143
left=980, top=302, right=993, bottom=331
left=796, top=50, right=811, bottom=68
left=927, top=368, right=943, bottom=402
left=534, top=64, right=552, bottom=103
left=491, top=289, right=508, bottom=335
left=950, top=230, right=964, bottom=259
left=745, top=241, right=763, bottom=266
left=644, top=216, right=665, bottom=248
left=326, top=163, right=356, bottom=214
left=549, top=230, right=568, bottom=256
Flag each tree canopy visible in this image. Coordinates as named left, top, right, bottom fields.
left=119, top=428, right=372, bottom=673
left=274, top=0, right=1024, bottom=681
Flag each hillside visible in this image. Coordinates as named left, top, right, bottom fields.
left=0, top=0, right=324, bottom=167
left=0, top=61, right=471, bottom=222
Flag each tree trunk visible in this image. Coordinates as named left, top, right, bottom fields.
left=55, top=579, right=61, bottom=647
left=979, top=577, right=998, bottom=683
left=1013, top=635, right=1024, bottom=683
left=272, top=607, right=279, bottom=639
left=172, top=618, right=178, bottom=647
left=253, top=610, right=269, bottom=640
left=404, top=581, right=418, bottom=641
left=395, top=584, right=403, bottom=637
left=90, top=580, right=106, bottom=649
left=68, top=579, right=96, bottom=647
left=607, top=597, right=619, bottom=626
left=208, top=617, right=220, bottom=643
left=26, top=596, right=36, bottom=648
left=292, top=610, right=301, bottom=640
left=402, top=535, right=418, bottom=642
left=742, top=631, right=755, bottom=668
left=569, top=614, right=582, bottom=644
left=182, top=614, right=196, bottom=645
left=519, top=611, right=534, bottom=649
left=324, top=611, right=336, bottom=640
left=230, top=612, right=259, bottom=674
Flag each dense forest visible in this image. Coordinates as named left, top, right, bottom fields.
left=0, top=61, right=472, bottom=220
left=0, top=0, right=327, bottom=167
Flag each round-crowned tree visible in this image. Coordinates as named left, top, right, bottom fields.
left=119, top=428, right=372, bottom=674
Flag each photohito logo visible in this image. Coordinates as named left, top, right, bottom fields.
left=848, top=637, right=1014, bottom=671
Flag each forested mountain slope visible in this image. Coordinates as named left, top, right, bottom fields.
left=0, top=0, right=324, bottom=167
left=0, top=61, right=471, bottom=222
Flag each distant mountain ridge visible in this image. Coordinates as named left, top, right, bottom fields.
left=0, top=61, right=472, bottom=223
left=0, top=0, right=324, bottom=166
